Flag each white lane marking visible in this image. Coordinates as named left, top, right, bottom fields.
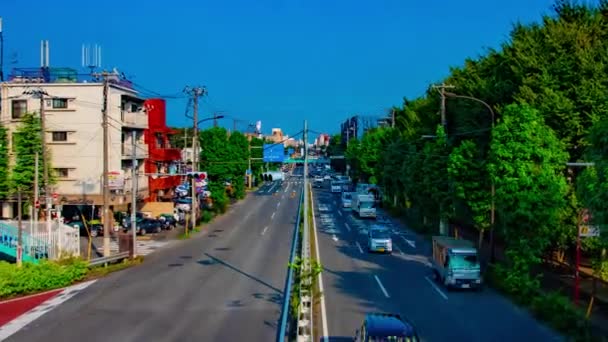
left=394, top=244, right=403, bottom=255
left=332, top=234, right=339, bottom=242
left=425, top=276, right=448, bottom=300
left=355, top=241, right=364, bottom=254
left=337, top=210, right=343, bottom=216
left=271, top=212, right=276, bottom=220
left=285, top=182, right=290, bottom=193
left=262, top=226, right=269, bottom=235
left=401, top=236, right=416, bottom=248
left=344, top=223, right=351, bottom=232
left=277, top=202, right=281, bottom=208
left=310, top=184, right=329, bottom=341
left=0, top=280, right=97, bottom=340
left=374, top=275, right=391, bottom=298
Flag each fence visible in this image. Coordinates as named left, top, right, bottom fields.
left=7, top=220, right=80, bottom=260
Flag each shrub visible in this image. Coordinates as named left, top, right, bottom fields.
left=200, top=210, right=214, bottom=223
left=530, top=292, right=591, bottom=340
left=0, top=258, right=88, bottom=299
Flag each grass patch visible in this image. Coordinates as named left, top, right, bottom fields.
left=86, top=256, right=144, bottom=279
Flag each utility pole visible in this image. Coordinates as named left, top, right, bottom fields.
left=33, top=152, right=39, bottom=237
left=432, top=83, right=455, bottom=134
left=100, top=72, right=111, bottom=257
left=0, top=17, right=4, bottom=82
left=213, top=112, right=218, bottom=128
left=130, top=130, right=138, bottom=257
left=432, top=83, right=454, bottom=236
left=184, top=86, right=206, bottom=235
left=391, top=109, right=395, bottom=128
left=39, top=94, right=52, bottom=240
left=303, top=119, right=309, bottom=248
left=17, top=189, right=23, bottom=266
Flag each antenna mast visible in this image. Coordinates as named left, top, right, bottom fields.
left=82, top=43, right=101, bottom=73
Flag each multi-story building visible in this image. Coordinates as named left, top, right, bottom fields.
left=0, top=67, right=148, bottom=217
left=143, top=99, right=181, bottom=202
left=269, top=128, right=284, bottom=143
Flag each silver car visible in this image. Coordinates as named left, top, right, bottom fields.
left=368, top=226, right=393, bottom=253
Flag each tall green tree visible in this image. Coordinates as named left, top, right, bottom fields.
left=488, top=103, right=568, bottom=296
left=11, top=113, right=44, bottom=192
left=0, top=126, right=10, bottom=198
left=448, top=139, right=491, bottom=248
left=228, top=131, right=250, bottom=199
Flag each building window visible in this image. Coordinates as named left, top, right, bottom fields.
left=11, top=100, right=27, bottom=119
left=54, top=168, right=69, bottom=178
left=52, top=98, right=68, bottom=109
left=52, top=131, right=68, bottom=142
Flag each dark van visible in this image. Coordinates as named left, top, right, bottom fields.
left=355, top=313, right=420, bottom=342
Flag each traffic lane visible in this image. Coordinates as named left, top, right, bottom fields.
left=6, top=190, right=289, bottom=342
left=313, top=189, right=389, bottom=340
left=338, top=204, right=562, bottom=341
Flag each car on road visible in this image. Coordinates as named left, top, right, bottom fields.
left=330, top=180, right=342, bottom=193
left=313, top=176, right=324, bottom=188
left=367, top=225, right=392, bottom=253
left=341, top=192, right=353, bottom=208
left=355, top=313, right=420, bottom=341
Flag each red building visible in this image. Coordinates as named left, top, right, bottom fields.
left=144, top=99, right=182, bottom=202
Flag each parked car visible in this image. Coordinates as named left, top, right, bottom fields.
left=158, top=214, right=177, bottom=230
left=64, top=218, right=104, bottom=238
left=124, top=218, right=162, bottom=235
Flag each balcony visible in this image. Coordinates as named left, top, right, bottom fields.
left=149, top=148, right=181, bottom=161
left=149, top=175, right=182, bottom=190
left=122, top=111, right=148, bottom=128
left=122, top=143, right=148, bottom=159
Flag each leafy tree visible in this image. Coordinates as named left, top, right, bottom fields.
left=421, top=126, right=451, bottom=230
left=488, top=103, right=568, bottom=294
left=227, top=132, right=250, bottom=199
left=0, top=126, right=10, bottom=198
left=448, top=139, right=491, bottom=248
left=11, top=113, right=44, bottom=192
left=199, top=127, right=231, bottom=183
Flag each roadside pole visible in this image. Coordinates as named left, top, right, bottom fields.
left=130, top=130, right=138, bottom=257
left=16, top=190, right=23, bottom=267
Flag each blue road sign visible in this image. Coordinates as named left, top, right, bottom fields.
left=263, top=144, right=285, bottom=163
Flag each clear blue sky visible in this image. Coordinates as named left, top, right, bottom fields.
left=2, top=0, right=559, bottom=140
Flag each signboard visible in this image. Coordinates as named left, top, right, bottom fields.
left=263, top=144, right=285, bottom=163
left=580, top=225, right=601, bottom=237
left=108, top=171, right=124, bottom=190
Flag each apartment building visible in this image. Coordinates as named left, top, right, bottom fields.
left=144, top=98, right=181, bottom=202
left=0, top=67, right=148, bottom=216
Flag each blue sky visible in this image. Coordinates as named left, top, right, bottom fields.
left=1, top=0, right=559, bottom=140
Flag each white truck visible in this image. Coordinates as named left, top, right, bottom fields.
left=352, top=193, right=376, bottom=218
left=431, top=236, right=483, bottom=290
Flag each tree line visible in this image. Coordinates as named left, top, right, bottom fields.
left=332, top=1, right=608, bottom=338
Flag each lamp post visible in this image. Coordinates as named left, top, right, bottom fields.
left=444, top=92, right=496, bottom=262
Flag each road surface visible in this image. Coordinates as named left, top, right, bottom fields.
left=312, top=187, right=563, bottom=342
left=6, top=173, right=303, bottom=342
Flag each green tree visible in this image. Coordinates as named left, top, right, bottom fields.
left=421, top=126, right=451, bottom=230
left=227, top=132, right=250, bottom=199
left=448, top=139, right=491, bottom=248
left=0, top=126, right=10, bottom=197
left=11, top=113, right=44, bottom=192
left=488, top=103, right=568, bottom=296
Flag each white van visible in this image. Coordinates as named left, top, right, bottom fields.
left=330, top=181, right=342, bottom=193
left=341, top=192, right=353, bottom=208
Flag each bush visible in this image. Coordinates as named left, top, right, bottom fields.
left=200, top=210, right=214, bottom=223
left=530, top=292, right=591, bottom=340
left=0, top=258, right=88, bottom=299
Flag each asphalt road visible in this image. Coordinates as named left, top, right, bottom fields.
left=7, top=172, right=303, bottom=342
left=312, top=186, right=564, bottom=342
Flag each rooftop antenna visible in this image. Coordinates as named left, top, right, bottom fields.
left=82, top=43, right=101, bottom=74
left=40, top=40, right=49, bottom=68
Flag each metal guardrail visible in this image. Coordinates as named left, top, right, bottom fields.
left=297, top=183, right=313, bottom=342
left=277, top=190, right=304, bottom=342
left=88, top=251, right=130, bottom=267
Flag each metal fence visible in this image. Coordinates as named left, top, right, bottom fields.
left=7, top=220, right=80, bottom=260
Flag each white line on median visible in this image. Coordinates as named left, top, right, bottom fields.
left=425, top=276, right=448, bottom=300
left=262, top=226, right=269, bottom=235
left=355, top=241, right=364, bottom=254
left=310, top=183, right=329, bottom=341
left=401, top=236, right=416, bottom=248
left=344, top=223, right=351, bottom=232
left=271, top=212, right=275, bottom=220
left=374, top=275, right=390, bottom=298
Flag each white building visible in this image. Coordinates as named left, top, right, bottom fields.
left=0, top=68, right=148, bottom=216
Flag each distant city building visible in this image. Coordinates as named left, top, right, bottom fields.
left=316, top=133, right=330, bottom=147
left=269, top=128, right=284, bottom=143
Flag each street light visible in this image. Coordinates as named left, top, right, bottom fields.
left=198, top=115, right=224, bottom=125
left=445, top=92, right=497, bottom=263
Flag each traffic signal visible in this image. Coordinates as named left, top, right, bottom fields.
left=187, top=171, right=207, bottom=180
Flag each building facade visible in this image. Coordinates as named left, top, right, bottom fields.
left=0, top=68, right=149, bottom=216
left=144, top=98, right=181, bottom=202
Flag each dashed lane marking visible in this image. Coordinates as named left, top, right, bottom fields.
left=374, top=275, right=390, bottom=298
